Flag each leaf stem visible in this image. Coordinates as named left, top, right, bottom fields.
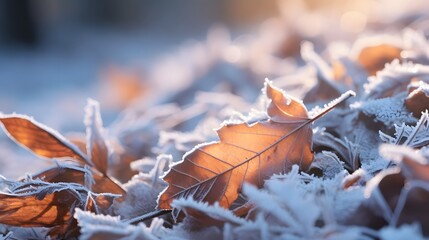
left=310, top=90, right=356, bottom=122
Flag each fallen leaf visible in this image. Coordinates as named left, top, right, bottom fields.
left=0, top=189, right=79, bottom=227
left=158, top=82, right=354, bottom=216
left=312, top=129, right=360, bottom=172
left=31, top=166, right=125, bottom=196
left=351, top=145, right=429, bottom=235
left=0, top=114, right=89, bottom=165
left=158, top=82, right=314, bottom=214
left=405, top=81, right=429, bottom=118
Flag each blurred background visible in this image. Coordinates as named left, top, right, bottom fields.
left=1, top=0, right=429, bottom=178
left=0, top=0, right=280, bottom=130
left=1, top=0, right=428, bottom=129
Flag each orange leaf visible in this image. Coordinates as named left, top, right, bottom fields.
left=0, top=114, right=89, bottom=164
left=357, top=44, right=402, bottom=76
left=0, top=190, right=79, bottom=227
left=159, top=82, right=317, bottom=213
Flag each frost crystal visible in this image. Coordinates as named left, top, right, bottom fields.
left=380, top=111, right=429, bottom=147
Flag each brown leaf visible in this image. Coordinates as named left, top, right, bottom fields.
left=31, top=166, right=126, bottom=196
left=405, top=81, right=429, bottom=118
left=394, top=186, right=429, bottom=235
left=85, top=99, right=109, bottom=175
left=396, top=148, right=429, bottom=182
left=351, top=146, right=429, bottom=235
left=0, top=190, right=79, bottom=227
left=312, top=130, right=360, bottom=172
left=158, top=82, right=314, bottom=213
left=357, top=44, right=402, bottom=76
left=357, top=168, right=429, bottom=236
left=0, top=114, right=89, bottom=165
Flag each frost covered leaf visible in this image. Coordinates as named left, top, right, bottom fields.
left=0, top=190, right=78, bottom=227
left=158, top=81, right=315, bottom=215
left=364, top=61, right=429, bottom=100
left=171, top=198, right=248, bottom=228
left=357, top=93, right=415, bottom=125
left=31, top=166, right=125, bottom=195
left=312, top=128, right=360, bottom=172
left=0, top=189, right=83, bottom=238
left=75, top=209, right=161, bottom=240
left=158, top=82, right=355, bottom=220
left=85, top=99, right=109, bottom=175
left=0, top=107, right=126, bottom=195
left=0, top=114, right=89, bottom=164
left=0, top=178, right=121, bottom=238
left=354, top=145, right=429, bottom=236
left=309, top=151, right=344, bottom=178
left=380, top=144, right=429, bottom=182
left=301, top=42, right=345, bottom=103
left=379, top=111, right=429, bottom=148
left=357, top=44, right=402, bottom=76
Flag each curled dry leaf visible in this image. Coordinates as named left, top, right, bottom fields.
left=0, top=114, right=89, bottom=165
